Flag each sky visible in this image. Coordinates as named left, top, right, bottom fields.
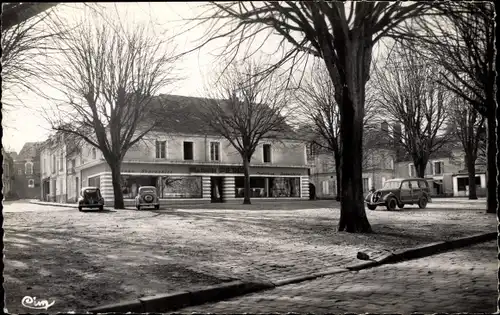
left=1, top=2, right=389, bottom=154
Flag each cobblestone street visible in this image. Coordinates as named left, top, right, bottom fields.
left=181, top=241, right=497, bottom=314
left=3, top=200, right=495, bottom=313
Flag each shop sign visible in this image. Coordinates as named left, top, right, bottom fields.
left=189, top=166, right=244, bottom=173
left=255, top=171, right=303, bottom=176
left=122, top=169, right=173, bottom=174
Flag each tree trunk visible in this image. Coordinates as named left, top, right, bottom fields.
left=110, top=162, right=125, bottom=209
left=415, top=161, right=426, bottom=178
left=485, top=114, right=496, bottom=213
left=242, top=155, right=251, bottom=205
left=465, top=153, right=478, bottom=200
left=334, top=152, right=341, bottom=201
left=337, top=87, right=372, bottom=233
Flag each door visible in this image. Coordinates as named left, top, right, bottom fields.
left=399, top=181, right=412, bottom=202
left=75, top=177, right=79, bottom=199
left=210, top=177, right=224, bottom=203
left=410, top=180, right=421, bottom=202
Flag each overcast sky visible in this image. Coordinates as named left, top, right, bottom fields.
left=2, top=2, right=388, bottom=154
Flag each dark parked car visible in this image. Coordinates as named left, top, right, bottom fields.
left=365, top=178, right=431, bottom=211
left=78, top=187, right=104, bottom=211
left=135, top=186, right=160, bottom=210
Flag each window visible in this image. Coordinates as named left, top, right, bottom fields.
left=433, top=161, right=443, bottom=175
left=92, top=147, right=97, bottom=159
left=210, top=142, right=220, bottom=161
left=59, top=153, right=64, bottom=170
left=28, top=179, right=35, bottom=188
left=322, top=181, right=329, bottom=194
left=263, top=144, right=271, bottom=163
left=18, top=169, right=23, bottom=175
left=52, top=155, right=56, bottom=173
left=408, top=164, right=416, bottom=177
left=25, top=162, right=33, bottom=175
left=155, top=140, right=166, bottom=159
left=362, top=178, right=369, bottom=192
left=389, top=158, right=394, bottom=170
left=401, top=181, right=410, bottom=190
left=183, top=142, right=193, bottom=160
left=457, top=176, right=481, bottom=191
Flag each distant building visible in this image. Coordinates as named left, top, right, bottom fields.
left=12, top=142, right=42, bottom=199
left=40, top=94, right=310, bottom=205
left=2, top=149, right=15, bottom=198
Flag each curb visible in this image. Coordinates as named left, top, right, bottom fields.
left=271, top=268, right=347, bottom=286
left=346, top=232, right=496, bottom=271
left=29, top=200, right=78, bottom=208
left=89, top=280, right=274, bottom=313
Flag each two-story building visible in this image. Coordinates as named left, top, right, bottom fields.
left=41, top=94, right=310, bottom=206
left=11, top=142, right=42, bottom=199
left=395, top=141, right=487, bottom=197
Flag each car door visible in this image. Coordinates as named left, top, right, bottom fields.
left=410, top=180, right=422, bottom=202
left=399, top=181, right=412, bottom=202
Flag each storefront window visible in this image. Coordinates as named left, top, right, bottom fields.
left=269, top=177, right=300, bottom=197
left=88, top=175, right=101, bottom=188
left=235, top=176, right=301, bottom=198
left=161, top=176, right=202, bottom=198
left=121, top=175, right=157, bottom=199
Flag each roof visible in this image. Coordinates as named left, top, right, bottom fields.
left=16, top=142, right=43, bottom=161
left=144, top=94, right=297, bottom=139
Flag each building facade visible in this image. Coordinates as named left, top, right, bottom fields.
left=11, top=142, right=42, bottom=199
left=40, top=95, right=310, bottom=205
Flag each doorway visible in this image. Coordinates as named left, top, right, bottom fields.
left=210, top=177, right=224, bottom=203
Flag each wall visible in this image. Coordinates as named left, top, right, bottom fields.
left=123, top=133, right=307, bottom=166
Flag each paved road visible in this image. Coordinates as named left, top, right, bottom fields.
left=181, top=241, right=498, bottom=314
left=2, top=200, right=74, bottom=213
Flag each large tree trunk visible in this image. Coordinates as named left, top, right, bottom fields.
left=415, top=161, right=426, bottom=178
left=334, top=151, right=341, bottom=201
left=337, top=87, right=372, bottom=233
left=242, top=155, right=251, bottom=205
left=110, top=162, right=125, bottom=209
left=465, top=153, right=478, bottom=200
left=485, top=114, right=496, bottom=213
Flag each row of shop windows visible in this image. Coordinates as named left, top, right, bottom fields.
left=114, top=175, right=301, bottom=199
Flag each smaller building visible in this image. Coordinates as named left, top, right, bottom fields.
left=12, top=142, right=42, bottom=199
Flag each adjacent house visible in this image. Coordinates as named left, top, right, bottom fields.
left=12, top=142, right=42, bottom=199
left=2, top=149, right=15, bottom=198
left=40, top=94, right=310, bottom=206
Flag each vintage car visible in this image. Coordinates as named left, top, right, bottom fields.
left=365, top=178, right=432, bottom=211
left=78, top=186, right=105, bottom=211
left=135, top=186, right=160, bottom=210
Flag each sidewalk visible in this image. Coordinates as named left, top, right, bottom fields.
left=432, top=197, right=486, bottom=203
left=29, top=200, right=78, bottom=208
left=180, top=241, right=497, bottom=314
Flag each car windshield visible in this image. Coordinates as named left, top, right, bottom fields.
left=382, top=181, right=402, bottom=189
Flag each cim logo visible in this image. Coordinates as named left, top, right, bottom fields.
left=21, top=296, right=55, bottom=310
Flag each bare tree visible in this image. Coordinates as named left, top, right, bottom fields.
left=43, top=13, right=179, bottom=209
left=189, top=1, right=439, bottom=232
left=294, top=61, right=377, bottom=201
left=397, top=2, right=496, bottom=213
left=450, top=94, right=485, bottom=200
left=374, top=43, right=452, bottom=178
left=200, top=59, right=291, bottom=204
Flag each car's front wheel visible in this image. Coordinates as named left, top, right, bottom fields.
left=398, top=203, right=405, bottom=209
left=418, top=196, right=428, bottom=209
left=154, top=205, right=160, bottom=210
left=386, top=198, right=397, bottom=211
left=136, top=205, right=141, bottom=210
left=78, top=206, right=83, bottom=212
left=367, top=204, right=377, bottom=210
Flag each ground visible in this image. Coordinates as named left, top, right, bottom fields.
left=181, top=241, right=497, bottom=314
left=3, top=199, right=494, bottom=313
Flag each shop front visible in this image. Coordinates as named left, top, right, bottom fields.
left=93, top=162, right=309, bottom=205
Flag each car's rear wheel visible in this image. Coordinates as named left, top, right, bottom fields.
left=386, top=198, right=397, bottom=211
left=367, top=205, right=377, bottom=210
left=78, top=206, right=83, bottom=212
left=418, top=196, right=428, bottom=209
left=136, top=205, right=141, bottom=210
left=154, top=205, right=160, bottom=210
left=99, top=205, right=104, bottom=211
